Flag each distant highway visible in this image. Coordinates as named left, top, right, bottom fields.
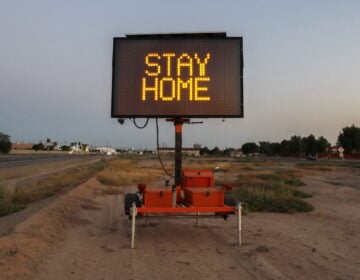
left=0, top=154, right=95, bottom=168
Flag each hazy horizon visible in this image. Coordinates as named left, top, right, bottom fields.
left=1, top=1, right=359, bottom=149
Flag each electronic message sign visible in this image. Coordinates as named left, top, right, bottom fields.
left=111, top=35, right=243, bottom=118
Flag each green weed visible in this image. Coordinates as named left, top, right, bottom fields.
left=232, top=169, right=313, bottom=213
left=233, top=183, right=313, bottom=213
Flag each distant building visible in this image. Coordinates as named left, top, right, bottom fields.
left=229, top=149, right=243, bottom=158
left=158, top=147, right=200, bottom=157
left=69, top=144, right=81, bottom=153
left=95, top=146, right=117, bottom=155
left=82, top=144, right=90, bottom=153
left=69, top=143, right=90, bottom=153
left=53, top=144, right=62, bottom=151
left=12, top=142, right=33, bottom=150
left=327, top=146, right=343, bottom=154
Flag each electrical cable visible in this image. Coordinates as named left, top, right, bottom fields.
left=156, top=118, right=174, bottom=178
left=133, top=118, right=149, bottom=129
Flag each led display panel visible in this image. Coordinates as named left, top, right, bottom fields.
left=111, top=36, right=243, bottom=118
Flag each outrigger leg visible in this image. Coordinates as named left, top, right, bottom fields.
left=237, top=202, right=242, bottom=246
left=131, top=202, right=137, bottom=248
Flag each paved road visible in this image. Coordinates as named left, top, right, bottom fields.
left=0, top=154, right=93, bottom=168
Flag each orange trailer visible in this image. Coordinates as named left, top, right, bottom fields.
left=114, top=33, right=245, bottom=248
left=124, top=119, right=242, bottom=249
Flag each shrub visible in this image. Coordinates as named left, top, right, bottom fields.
left=0, top=132, right=12, bottom=154
left=285, top=177, right=306, bottom=186
left=233, top=170, right=313, bottom=213
left=257, top=170, right=306, bottom=187
left=0, top=179, right=25, bottom=216
left=233, top=183, right=314, bottom=213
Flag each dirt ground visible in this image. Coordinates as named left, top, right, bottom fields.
left=0, top=159, right=359, bottom=280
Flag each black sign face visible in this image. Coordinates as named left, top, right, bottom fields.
left=111, top=36, right=243, bottom=118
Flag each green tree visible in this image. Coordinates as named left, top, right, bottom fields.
left=193, top=143, right=202, bottom=149
left=241, top=142, right=258, bottom=155
left=279, top=140, right=291, bottom=155
left=289, top=135, right=302, bottom=154
left=209, top=146, right=222, bottom=156
left=270, top=142, right=282, bottom=155
left=316, top=136, right=331, bottom=153
left=61, top=145, right=71, bottom=151
left=32, top=142, right=45, bottom=151
left=337, top=125, right=360, bottom=153
left=0, top=132, right=12, bottom=154
left=259, top=141, right=272, bottom=156
left=302, top=134, right=317, bottom=155
left=223, top=147, right=235, bottom=157
left=199, top=146, right=210, bottom=156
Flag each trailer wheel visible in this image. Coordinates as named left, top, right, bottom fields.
left=224, top=194, right=237, bottom=207
left=216, top=194, right=237, bottom=219
left=124, top=193, right=141, bottom=215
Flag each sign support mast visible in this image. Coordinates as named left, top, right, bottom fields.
left=174, top=119, right=183, bottom=186
left=167, top=118, right=189, bottom=206
left=173, top=118, right=190, bottom=185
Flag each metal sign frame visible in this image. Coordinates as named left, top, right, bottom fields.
left=111, top=33, right=244, bottom=118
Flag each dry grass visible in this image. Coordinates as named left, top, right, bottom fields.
left=96, top=159, right=163, bottom=186
left=101, top=186, right=125, bottom=195
left=0, top=157, right=103, bottom=180
left=296, top=163, right=333, bottom=171
left=185, top=161, right=233, bottom=171
left=0, top=160, right=107, bottom=216
left=186, top=159, right=267, bottom=174
left=0, top=179, right=25, bottom=216
left=256, top=169, right=306, bottom=186
left=241, top=166, right=256, bottom=171
left=232, top=157, right=281, bottom=166
left=297, top=161, right=360, bottom=170
left=253, top=161, right=281, bottom=167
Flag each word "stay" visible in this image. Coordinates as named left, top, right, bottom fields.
left=142, top=52, right=211, bottom=102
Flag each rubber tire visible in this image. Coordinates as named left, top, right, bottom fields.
left=215, top=194, right=237, bottom=219
left=124, top=193, right=141, bottom=215
left=224, top=194, right=237, bottom=207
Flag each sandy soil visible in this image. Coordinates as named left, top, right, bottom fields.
left=1, top=163, right=359, bottom=280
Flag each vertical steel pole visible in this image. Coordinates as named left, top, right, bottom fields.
left=131, top=202, right=137, bottom=249
left=174, top=121, right=183, bottom=186
left=237, top=202, right=242, bottom=246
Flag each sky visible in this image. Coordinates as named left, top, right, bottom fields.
left=0, top=0, right=359, bottom=149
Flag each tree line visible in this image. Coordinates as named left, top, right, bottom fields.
left=32, top=139, right=88, bottom=152
left=198, top=124, right=360, bottom=157
left=1, top=124, right=360, bottom=155
left=240, top=134, right=330, bottom=156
